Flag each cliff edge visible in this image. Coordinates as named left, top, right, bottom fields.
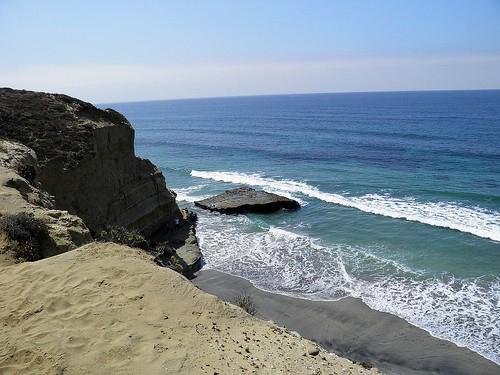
left=0, top=88, right=179, bottom=236
left=0, top=242, right=380, bottom=375
left=0, top=88, right=201, bottom=271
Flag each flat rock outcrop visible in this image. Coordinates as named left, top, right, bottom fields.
left=195, top=187, right=300, bottom=214
left=0, top=88, right=179, bottom=236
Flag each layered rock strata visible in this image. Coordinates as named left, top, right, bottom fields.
left=0, top=88, right=201, bottom=270
left=0, top=88, right=179, bottom=236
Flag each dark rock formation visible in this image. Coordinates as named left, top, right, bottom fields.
left=0, top=88, right=202, bottom=272
left=0, top=88, right=178, bottom=236
left=153, top=209, right=202, bottom=278
left=195, top=187, right=300, bottom=214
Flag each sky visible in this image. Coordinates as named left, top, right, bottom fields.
left=1, top=0, right=500, bottom=103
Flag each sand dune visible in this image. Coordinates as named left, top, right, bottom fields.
left=0, top=243, right=379, bottom=375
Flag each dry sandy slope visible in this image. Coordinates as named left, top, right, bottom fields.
left=0, top=243, right=380, bottom=375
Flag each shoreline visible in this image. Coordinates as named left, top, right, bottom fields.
left=193, top=269, right=500, bottom=375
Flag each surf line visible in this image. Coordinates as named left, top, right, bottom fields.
left=191, top=170, right=500, bottom=242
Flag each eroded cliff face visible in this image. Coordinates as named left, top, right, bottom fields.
left=0, top=88, right=180, bottom=236
left=0, top=139, right=91, bottom=261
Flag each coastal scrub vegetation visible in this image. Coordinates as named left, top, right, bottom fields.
left=18, top=164, right=37, bottom=184
left=0, top=212, right=48, bottom=261
left=98, top=226, right=149, bottom=250
left=233, top=294, right=257, bottom=316
left=97, top=229, right=192, bottom=276
left=152, top=241, right=189, bottom=275
left=0, top=232, right=9, bottom=251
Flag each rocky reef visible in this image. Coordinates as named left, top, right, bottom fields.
left=0, top=88, right=200, bottom=270
left=195, top=187, right=300, bottom=214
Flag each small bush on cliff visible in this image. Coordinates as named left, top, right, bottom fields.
left=152, top=242, right=190, bottom=275
left=18, top=164, right=36, bottom=184
left=233, top=294, right=257, bottom=316
left=151, top=241, right=175, bottom=258
left=98, top=226, right=149, bottom=250
left=0, top=212, right=47, bottom=261
left=0, top=232, right=10, bottom=251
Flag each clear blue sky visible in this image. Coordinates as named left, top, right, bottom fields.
left=1, top=0, right=500, bottom=102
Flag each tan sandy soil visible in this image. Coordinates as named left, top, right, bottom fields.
left=0, top=243, right=380, bottom=375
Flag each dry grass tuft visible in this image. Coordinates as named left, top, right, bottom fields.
left=0, top=213, right=47, bottom=261
left=0, top=231, right=10, bottom=252
left=233, top=294, right=257, bottom=316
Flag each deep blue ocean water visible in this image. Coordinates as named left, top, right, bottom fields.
left=105, top=90, right=500, bottom=364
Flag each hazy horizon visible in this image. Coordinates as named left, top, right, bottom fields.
left=1, top=0, right=500, bottom=102
left=96, top=87, right=500, bottom=106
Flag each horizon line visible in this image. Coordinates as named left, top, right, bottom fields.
left=98, top=87, right=500, bottom=106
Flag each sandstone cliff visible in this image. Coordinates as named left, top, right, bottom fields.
left=0, top=139, right=91, bottom=261
left=0, top=88, right=179, bottom=236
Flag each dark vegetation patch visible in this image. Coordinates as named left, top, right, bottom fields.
left=98, top=226, right=192, bottom=277
left=354, top=360, right=374, bottom=370
left=233, top=294, right=257, bottom=316
left=98, top=226, right=149, bottom=250
left=152, top=241, right=191, bottom=276
left=18, top=164, right=37, bottom=184
left=0, top=212, right=48, bottom=261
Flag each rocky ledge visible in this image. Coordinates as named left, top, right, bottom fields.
left=195, top=187, right=300, bottom=214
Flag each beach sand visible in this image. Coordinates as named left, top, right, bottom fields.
left=0, top=243, right=380, bottom=375
left=194, top=270, right=500, bottom=375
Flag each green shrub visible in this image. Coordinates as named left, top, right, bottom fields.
left=0, top=212, right=47, bottom=261
left=168, top=254, right=188, bottom=274
left=233, top=294, right=257, bottom=316
left=152, top=241, right=174, bottom=258
left=98, top=226, right=148, bottom=249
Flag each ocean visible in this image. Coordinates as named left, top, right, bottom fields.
left=105, top=90, right=500, bottom=364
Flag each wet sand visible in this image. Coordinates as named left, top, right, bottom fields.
left=194, top=269, right=500, bottom=375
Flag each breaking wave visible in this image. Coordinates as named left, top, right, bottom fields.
left=191, top=170, right=500, bottom=241
left=173, top=185, right=210, bottom=203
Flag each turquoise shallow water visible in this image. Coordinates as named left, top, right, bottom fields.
left=105, top=90, right=500, bottom=363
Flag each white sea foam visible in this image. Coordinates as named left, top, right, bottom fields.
left=191, top=170, right=500, bottom=241
left=173, top=185, right=210, bottom=203
left=354, top=272, right=500, bottom=364
left=198, top=214, right=353, bottom=298
left=196, top=213, right=500, bottom=364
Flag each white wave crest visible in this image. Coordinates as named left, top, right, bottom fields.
left=173, top=185, right=210, bottom=203
left=191, top=170, right=500, bottom=241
